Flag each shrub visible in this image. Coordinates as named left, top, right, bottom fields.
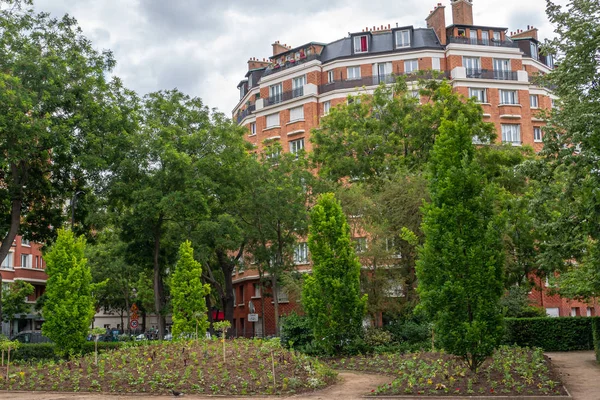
left=12, top=342, right=125, bottom=362
left=592, top=317, right=600, bottom=363
left=280, top=312, right=313, bottom=350
left=364, top=327, right=393, bottom=347
left=503, top=317, right=594, bottom=351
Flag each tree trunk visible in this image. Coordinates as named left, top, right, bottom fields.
left=120, top=310, right=124, bottom=332
left=216, top=249, right=235, bottom=338
left=153, top=226, right=165, bottom=339
left=271, top=275, right=280, bottom=337
left=259, top=270, right=266, bottom=338
left=206, top=294, right=214, bottom=336
left=124, top=295, right=131, bottom=335
left=0, top=197, right=23, bottom=324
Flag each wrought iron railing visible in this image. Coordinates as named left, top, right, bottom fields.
left=448, top=36, right=519, bottom=48
left=318, top=71, right=450, bottom=94
left=465, top=68, right=518, bottom=81
left=236, top=103, right=256, bottom=123
left=265, top=87, right=305, bottom=106
left=262, top=54, right=321, bottom=77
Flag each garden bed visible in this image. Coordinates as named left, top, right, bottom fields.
left=0, top=338, right=336, bottom=395
left=328, top=346, right=567, bottom=397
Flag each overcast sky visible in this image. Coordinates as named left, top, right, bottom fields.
left=33, top=0, right=563, bottom=115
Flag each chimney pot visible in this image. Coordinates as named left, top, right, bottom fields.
left=388, top=24, right=391, bottom=28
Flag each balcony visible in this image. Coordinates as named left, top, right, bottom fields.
left=262, top=54, right=321, bottom=77
left=265, top=87, right=305, bottom=106
left=448, top=36, right=519, bottom=48
left=466, top=68, right=518, bottom=81
left=236, top=103, right=256, bottom=124
left=319, top=71, right=450, bottom=94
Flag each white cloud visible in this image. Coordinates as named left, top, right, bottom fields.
left=32, top=0, right=565, bottom=115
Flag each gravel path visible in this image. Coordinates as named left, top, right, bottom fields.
left=0, top=371, right=392, bottom=400
left=546, top=351, right=600, bottom=400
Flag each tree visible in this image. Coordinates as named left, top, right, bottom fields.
left=0, top=0, right=122, bottom=321
left=528, top=0, right=600, bottom=297
left=171, top=241, right=210, bottom=339
left=416, top=116, right=505, bottom=371
left=302, top=193, right=367, bottom=354
left=42, top=229, right=97, bottom=356
left=2, top=280, right=34, bottom=335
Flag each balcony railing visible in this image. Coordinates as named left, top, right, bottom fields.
left=319, top=71, right=450, bottom=94
left=236, top=103, right=256, bottom=123
left=448, top=36, right=519, bottom=48
left=265, top=87, right=305, bottom=106
left=262, top=54, right=321, bottom=77
left=465, top=68, right=518, bottom=81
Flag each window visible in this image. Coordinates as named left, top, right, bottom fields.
left=289, top=138, right=305, bottom=155
left=354, top=35, right=368, bottom=53
left=1, top=252, right=13, bottom=269
left=587, top=307, right=594, bottom=317
left=431, top=57, right=441, bottom=71
left=395, top=30, right=410, bottom=48
left=248, top=74, right=253, bottom=88
left=21, top=239, right=30, bottom=246
left=546, top=54, right=555, bottom=69
left=481, top=31, right=489, bottom=45
left=534, top=127, right=543, bottom=142
left=289, top=105, right=304, bottom=122
left=266, top=147, right=280, bottom=160
left=530, top=41, right=539, bottom=60
left=249, top=122, right=256, bottom=136
left=277, top=286, right=289, bottom=303
left=347, top=66, right=361, bottom=80
left=238, top=285, right=244, bottom=306
left=530, top=94, right=539, bottom=108
left=469, top=29, right=477, bottom=44
left=499, top=90, right=518, bottom=105
left=293, top=242, right=309, bottom=264
left=354, top=237, right=367, bottom=254
left=266, top=113, right=280, bottom=128
left=232, top=289, right=236, bottom=306
left=410, top=90, right=420, bottom=99
left=493, top=58, right=511, bottom=79
left=551, top=98, right=557, bottom=108
left=292, top=75, right=305, bottom=97
left=493, top=31, right=501, bottom=42
left=463, top=57, right=481, bottom=76
left=254, top=317, right=263, bottom=336
left=269, top=83, right=282, bottom=104
left=546, top=307, right=560, bottom=317
left=385, top=239, right=401, bottom=258
left=472, top=135, right=487, bottom=145
left=253, top=283, right=261, bottom=298
left=469, top=88, right=487, bottom=103
left=570, top=307, right=579, bottom=317
left=21, top=254, right=30, bottom=268
left=374, top=62, right=392, bottom=83
left=327, top=70, right=334, bottom=83
left=323, top=101, right=331, bottom=115
left=501, top=124, right=521, bottom=145
left=404, top=59, right=418, bottom=73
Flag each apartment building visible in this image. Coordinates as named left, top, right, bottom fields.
left=0, top=235, right=48, bottom=336
left=231, top=0, right=588, bottom=336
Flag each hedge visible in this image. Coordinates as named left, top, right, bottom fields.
left=592, top=317, right=600, bottom=363
left=11, top=342, right=125, bottom=362
left=503, top=317, right=594, bottom=351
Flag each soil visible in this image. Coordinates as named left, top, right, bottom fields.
left=0, top=371, right=392, bottom=399
left=545, top=351, right=600, bottom=400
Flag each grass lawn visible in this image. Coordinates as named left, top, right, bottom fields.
left=329, top=346, right=567, bottom=396
left=0, top=338, right=336, bottom=395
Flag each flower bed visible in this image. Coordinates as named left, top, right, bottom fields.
left=0, top=339, right=336, bottom=395
left=329, top=346, right=566, bottom=396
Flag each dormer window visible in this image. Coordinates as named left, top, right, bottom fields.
left=248, top=75, right=253, bottom=87
left=354, top=35, right=369, bottom=53
left=530, top=42, right=539, bottom=60
left=396, top=30, right=411, bottom=48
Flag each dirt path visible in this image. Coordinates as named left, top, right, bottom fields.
left=546, top=351, right=600, bottom=400
left=0, top=371, right=392, bottom=400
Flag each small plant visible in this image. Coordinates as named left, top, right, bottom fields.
left=213, top=321, right=231, bottom=363
left=90, top=327, right=106, bottom=366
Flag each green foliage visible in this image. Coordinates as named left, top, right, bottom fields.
left=417, top=115, right=505, bottom=371
left=592, top=317, right=600, bottom=363
left=503, top=317, right=594, bottom=351
left=2, top=281, right=34, bottom=329
left=363, top=327, right=393, bottom=347
left=170, top=241, right=210, bottom=339
left=42, top=229, right=97, bottom=356
left=11, top=342, right=125, bottom=362
left=280, top=312, right=313, bottom=350
left=500, top=286, right=547, bottom=318
left=302, top=193, right=367, bottom=355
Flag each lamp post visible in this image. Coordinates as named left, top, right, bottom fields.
left=71, top=191, right=85, bottom=230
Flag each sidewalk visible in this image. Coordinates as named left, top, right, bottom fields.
left=546, top=351, right=600, bottom=400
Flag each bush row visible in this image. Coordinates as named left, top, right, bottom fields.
left=503, top=317, right=596, bottom=351
left=11, top=342, right=125, bottom=362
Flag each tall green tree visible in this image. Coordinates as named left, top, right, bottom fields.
left=42, top=229, right=97, bottom=356
left=171, top=241, right=210, bottom=339
left=2, top=281, right=34, bottom=335
left=302, top=193, right=367, bottom=354
left=528, top=0, right=600, bottom=297
left=0, top=0, right=122, bottom=321
left=416, top=116, right=505, bottom=371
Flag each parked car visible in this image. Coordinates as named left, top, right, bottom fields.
left=11, top=330, right=51, bottom=344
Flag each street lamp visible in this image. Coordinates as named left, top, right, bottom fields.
left=71, top=191, right=85, bottom=230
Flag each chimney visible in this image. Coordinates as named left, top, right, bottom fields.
left=451, top=0, right=473, bottom=26
left=426, top=3, right=447, bottom=45
left=248, top=57, right=270, bottom=71
left=509, top=26, right=539, bottom=41
left=272, top=40, right=289, bottom=56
